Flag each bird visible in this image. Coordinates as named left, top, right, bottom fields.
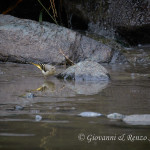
left=31, top=63, right=56, bottom=77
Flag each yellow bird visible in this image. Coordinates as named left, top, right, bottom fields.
left=31, top=63, right=56, bottom=77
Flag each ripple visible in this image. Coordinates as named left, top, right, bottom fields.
left=0, top=133, right=35, bottom=137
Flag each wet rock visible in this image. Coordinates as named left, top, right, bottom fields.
left=57, top=61, right=110, bottom=81
left=107, top=113, right=150, bottom=125
left=35, top=115, right=42, bottom=121
left=107, top=113, right=125, bottom=120
left=123, top=114, right=150, bottom=125
left=78, top=112, right=102, bottom=117
left=62, top=0, right=150, bottom=45
left=0, top=15, right=125, bottom=64
left=123, top=46, right=150, bottom=65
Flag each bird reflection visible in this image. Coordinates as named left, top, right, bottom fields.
left=35, top=81, right=56, bottom=92
left=31, top=80, right=65, bottom=94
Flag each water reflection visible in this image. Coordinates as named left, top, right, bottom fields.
left=31, top=80, right=109, bottom=96
left=64, top=81, right=109, bottom=95
left=40, top=127, right=57, bottom=150
left=33, top=81, right=56, bottom=93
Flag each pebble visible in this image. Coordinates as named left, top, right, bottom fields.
left=35, top=115, right=42, bottom=121
left=26, top=93, right=34, bottom=99
left=14, top=105, right=24, bottom=110
left=107, top=113, right=125, bottom=120
left=78, top=112, right=102, bottom=117
left=138, top=44, right=142, bottom=47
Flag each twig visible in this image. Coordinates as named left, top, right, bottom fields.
left=2, top=0, right=22, bottom=14
left=59, top=49, right=75, bottom=65
left=37, top=0, right=58, bottom=25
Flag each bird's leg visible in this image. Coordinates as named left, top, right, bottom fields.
left=44, top=75, right=47, bottom=80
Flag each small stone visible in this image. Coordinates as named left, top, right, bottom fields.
left=35, top=115, right=42, bottom=121
left=26, top=93, right=34, bottom=99
left=55, top=107, right=60, bottom=110
left=107, top=113, right=125, bottom=120
left=78, top=112, right=102, bottom=117
left=138, top=44, right=142, bottom=47
left=71, top=107, right=76, bottom=110
left=14, top=105, right=24, bottom=110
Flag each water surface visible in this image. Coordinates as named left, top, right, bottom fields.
left=0, top=58, right=150, bottom=150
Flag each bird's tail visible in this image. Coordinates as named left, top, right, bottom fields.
left=31, top=63, right=42, bottom=71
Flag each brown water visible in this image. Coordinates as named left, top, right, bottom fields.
left=0, top=59, right=150, bottom=149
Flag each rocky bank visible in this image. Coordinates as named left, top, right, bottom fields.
left=0, top=15, right=126, bottom=64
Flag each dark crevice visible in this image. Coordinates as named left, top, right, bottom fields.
left=116, top=25, right=150, bottom=45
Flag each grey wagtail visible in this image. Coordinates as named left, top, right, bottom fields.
left=31, top=63, right=56, bottom=77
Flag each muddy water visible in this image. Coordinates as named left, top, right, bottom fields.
left=0, top=60, right=150, bottom=149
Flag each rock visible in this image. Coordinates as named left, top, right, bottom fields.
left=78, top=112, right=102, bottom=117
left=62, top=0, right=150, bottom=44
left=0, top=15, right=125, bottom=64
left=123, top=114, right=150, bottom=125
left=56, top=61, right=110, bottom=81
left=107, top=113, right=125, bottom=120
left=35, top=115, right=42, bottom=121
left=107, top=113, right=150, bottom=125
left=123, top=46, right=150, bottom=65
